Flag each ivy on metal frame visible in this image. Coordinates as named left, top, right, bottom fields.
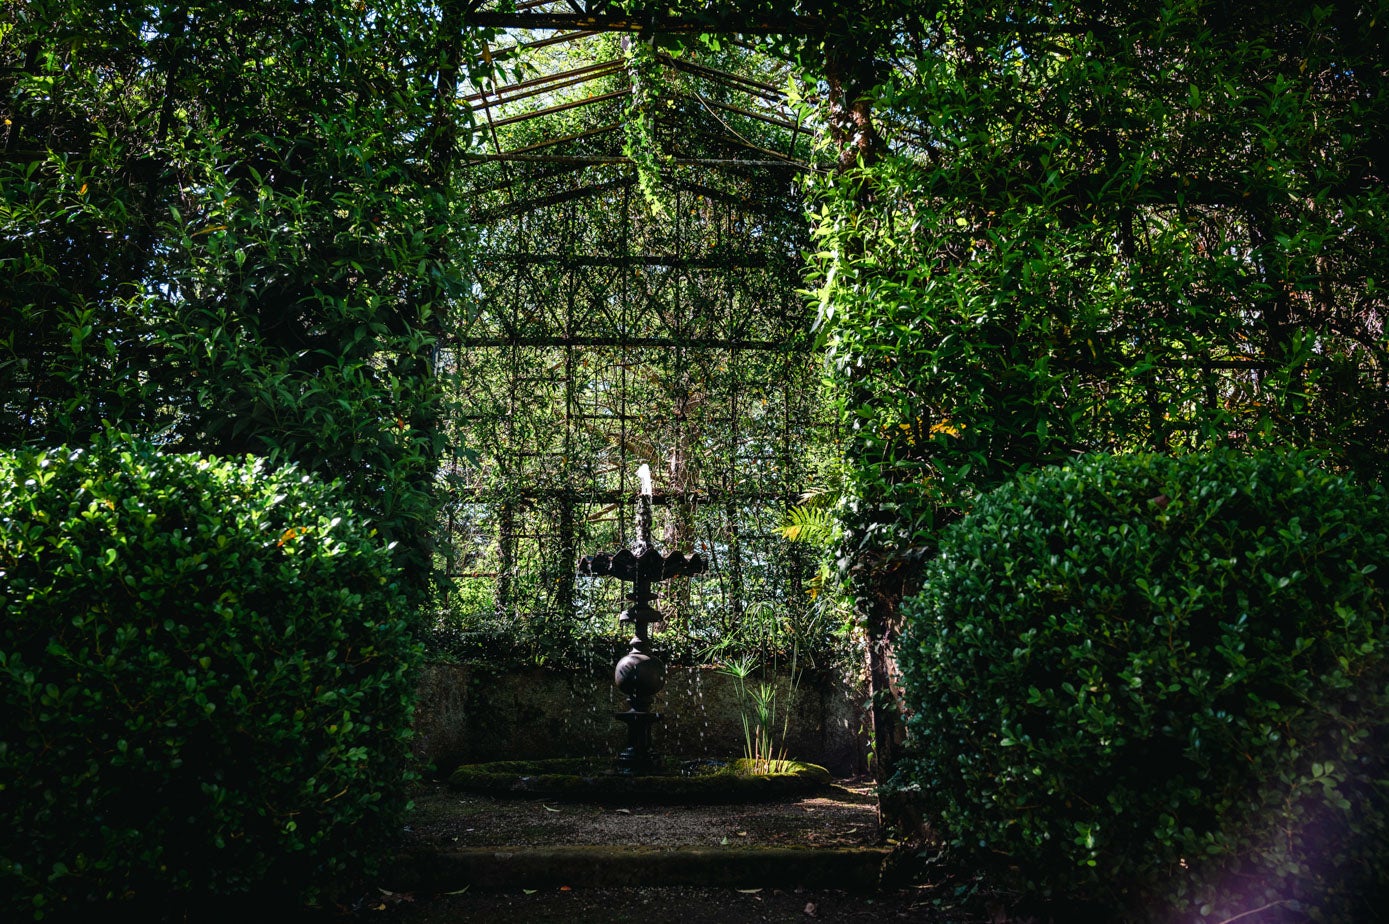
left=436, top=11, right=829, bottom=661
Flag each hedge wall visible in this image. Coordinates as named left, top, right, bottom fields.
left=898, top=451, right=1389, bottom=919
left=0, top=443, right=420, bottom=916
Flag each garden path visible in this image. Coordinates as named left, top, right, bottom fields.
left=358, top=778, right=975, bottom=922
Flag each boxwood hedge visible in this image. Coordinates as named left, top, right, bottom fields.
left=897, top=451, right=1389, bottom=920
left=0, top=442, right=421, bottom=917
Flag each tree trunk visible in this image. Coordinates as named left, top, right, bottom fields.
left=821, top=26, right=911, bottom=834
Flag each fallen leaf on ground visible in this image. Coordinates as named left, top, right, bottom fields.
left=543, top=804, right=561, bottom=812
left=737, top=888, right=762, bottom=894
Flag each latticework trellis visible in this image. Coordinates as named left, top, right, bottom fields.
left=435, top=20, right=832, bottom=663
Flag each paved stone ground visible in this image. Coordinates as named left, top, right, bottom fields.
left=400, top=777, right=882, bottom=850
left=343, top=777, right=993, bottom=923
left=361, top=883, right=981, bottom=923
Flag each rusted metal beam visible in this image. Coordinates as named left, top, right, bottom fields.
left=470, top=173, right=806, bottom=223
left=658, top=53, right=786, bottom=100
left=463, top=59, right=622, bottom=104
left=462, top=153, right=806, bottom=169
left=447, top=486, right=810, bottom=503
left=503, top=0, right=565, bottom=12
left=476, top=252, right=776, bottom=268
left=686, top=94, right=800, bottom=132
left=475, top=38, right=507, bottom=159
left=486, top=30, right=599, bottom=64
left=668, top=114, right=817, bottom=169
left=470, top=175, right=634, bottom=222
left=668, top=177, right=803, bottom=216
left=451, top=336, right=804, bottom=350
left=461, top=118, right=811, bottom=170
left=469, top=64, right=624, bottom=113
left=463, top=12, right=822, bottom=35
left=488, top=88, right=630, bottom=127
left=462, top=159, right=598, bottom=198
left=480, top=122, right=622, bottom=159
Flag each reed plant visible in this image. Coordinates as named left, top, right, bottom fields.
left=718, top=654, right=794, bottom=775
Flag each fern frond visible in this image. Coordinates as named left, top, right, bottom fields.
left=778, top=505, right=838, bottom=546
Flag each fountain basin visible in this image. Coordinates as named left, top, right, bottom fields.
left=446, top=756, right=832, bottom=804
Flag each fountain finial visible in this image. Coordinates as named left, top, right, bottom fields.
left=634, top=464, right=653, bottom=554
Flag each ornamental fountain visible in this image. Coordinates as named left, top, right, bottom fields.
left=578, top=464, right=706, bottom=773
left=446, top=463, right=831, bottom=799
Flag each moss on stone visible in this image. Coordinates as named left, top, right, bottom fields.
left=447, top=756, right=832, bottom=804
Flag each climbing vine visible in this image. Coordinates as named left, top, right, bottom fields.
left=808, top=0, right=1389, bottom=564
left=621, top=36, right=676, bottom=218
left=0, top=0, right=502, bottom=610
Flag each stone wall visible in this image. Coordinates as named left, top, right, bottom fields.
left=412, top=663, right=868, bottom=778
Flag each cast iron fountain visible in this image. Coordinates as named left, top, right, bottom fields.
left=446, top=465, right=831, bottom=801
left=578, top=464, right=706, bottom=774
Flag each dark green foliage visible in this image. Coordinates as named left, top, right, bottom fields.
left=435, top=26, right=831, bottom=668
left=0, top=0, right=496, bottom=608
left=808, top=0, right=1389, bottom=561
left=0, top=442, right=421, bottom=916
left=897, top=452, right=1389, bottom=919
left=804, top=0, right=1389, bottom=800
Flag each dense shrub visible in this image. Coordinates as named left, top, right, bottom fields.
left=897, top=451, right=1389, bottom=920
left=0, top=442, right=421, bottom=917
left=0, top=1, right=495, bottom=616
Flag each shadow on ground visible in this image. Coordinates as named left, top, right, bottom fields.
left=339, top=778, right=986, bottom=922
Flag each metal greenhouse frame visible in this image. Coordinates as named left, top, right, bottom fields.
left=436, top=8, right=833, bottom=661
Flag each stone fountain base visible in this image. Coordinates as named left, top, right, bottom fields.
left=411, top=663, right=870, bottom=777
left=446, top=756, right=831, bottom=804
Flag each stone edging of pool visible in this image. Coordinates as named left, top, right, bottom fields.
left=446, top=757, right=834, bottom=804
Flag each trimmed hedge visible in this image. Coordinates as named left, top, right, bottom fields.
left=0, top=442, right=421, bottom=916
left=897, top=451, right=1389, bottom=920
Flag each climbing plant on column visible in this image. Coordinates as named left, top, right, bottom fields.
left=792, top=0, right=1389, bottom=813
left=807, top=0, right=1389, bottom=559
